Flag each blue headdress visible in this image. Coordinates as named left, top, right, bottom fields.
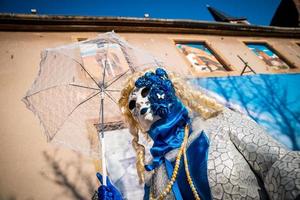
left=135, top=68, right=176, bottom=118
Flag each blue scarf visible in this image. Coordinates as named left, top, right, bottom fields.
left=145, top=99, right=190, bottom=171
left=144, top=99, right=212, bottom=200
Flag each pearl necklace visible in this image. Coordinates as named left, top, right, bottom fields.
left=150, top=126, right=201, bottom=200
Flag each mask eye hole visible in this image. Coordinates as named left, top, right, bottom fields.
left=141, top=87, right=150, bottom=98
left=129, top=100, right=136, bottom=110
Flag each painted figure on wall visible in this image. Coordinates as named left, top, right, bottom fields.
left=96, top=68, right=300, bottom=200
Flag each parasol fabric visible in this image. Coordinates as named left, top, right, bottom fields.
left=23, top=32, right=162, bottom=158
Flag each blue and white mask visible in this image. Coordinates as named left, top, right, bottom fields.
left=128, top=68, right=180, bottom=131
left=128, top=86, right=161, bottom=131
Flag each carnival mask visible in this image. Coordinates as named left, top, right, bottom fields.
left=128, top=87, right=160, bottom=131
left=128, top=68, right=177, bottom=131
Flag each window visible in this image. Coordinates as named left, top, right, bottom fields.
left=176, top=42, right=228, bottom=73
left=245, top=43, right=290, bottom=70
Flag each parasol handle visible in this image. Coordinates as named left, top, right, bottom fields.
left=99, top=90, right=107, bottom=186
left=100, top=134, right=107, bottom=186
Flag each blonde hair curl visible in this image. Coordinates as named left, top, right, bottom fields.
left=118, top=68, right=223, bottom=184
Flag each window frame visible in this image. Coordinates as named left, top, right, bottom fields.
left=243, top=41, right=297, bottom=69
left=174, top=40, right=233, bottom=75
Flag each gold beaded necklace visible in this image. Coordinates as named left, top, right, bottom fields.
left=150, top=125, right=201, bottom=200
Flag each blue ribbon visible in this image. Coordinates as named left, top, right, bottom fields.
left=145, top=99, right=190, bottom=171
left=143, top=97, right=212, bottom=200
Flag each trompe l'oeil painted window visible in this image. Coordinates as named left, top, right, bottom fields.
left=246, top=43, right=290, bottom=70
left=176, top=43, right=227, bottom=73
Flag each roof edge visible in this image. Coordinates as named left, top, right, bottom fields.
left=0, top=13, right=299, bottom=37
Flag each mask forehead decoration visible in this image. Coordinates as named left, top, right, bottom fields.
left=134, top=68, right=176, bottom=118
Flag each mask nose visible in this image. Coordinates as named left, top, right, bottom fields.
left=140, top=107, right=148, bottom=115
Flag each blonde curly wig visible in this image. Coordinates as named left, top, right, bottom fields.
left=118, top=68, right=223, bottom=184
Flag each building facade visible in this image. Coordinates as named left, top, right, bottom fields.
left=0, top=14, right=299, bottom=200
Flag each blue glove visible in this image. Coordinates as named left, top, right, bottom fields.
left=97, top=173, right=123, bottom=200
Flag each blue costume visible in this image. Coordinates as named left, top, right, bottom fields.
left=98, top=68, right=212, bottom=200
left=97, top=68, right=300, bottom=200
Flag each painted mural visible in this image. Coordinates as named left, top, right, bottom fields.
left=176, top=43, right=226, bottom=73
left=246, top=43, right=289, bottom=70
left=190, top=73, right=300, bottom=151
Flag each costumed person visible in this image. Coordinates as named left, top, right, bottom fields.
left=96, top=67, right=300, bottom=200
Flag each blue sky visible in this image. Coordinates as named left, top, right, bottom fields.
left=0, top=0, right=280, bottom=25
